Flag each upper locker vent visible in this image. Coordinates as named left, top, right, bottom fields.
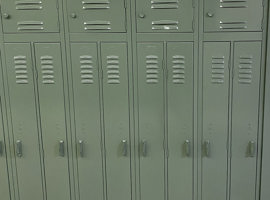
left=146, top=55, right=159, bottom=84
left=106, top=55, right=120, bottom=84
left=172, top=55, right=185, bottom=84
left=238, top=56, right=253, bottom=84
left=220, top=0, right=248, bottom=8
left=15, top=0, right=43, bottom=10
left=40, top=56, right=55, bottom=84
left=151, top=0, right=179, bottom=9
left=14, top=55, right=29, bottom=84
left=211, top=56, right=225, bottom=84
left=80, top=55, right=94, bottom=84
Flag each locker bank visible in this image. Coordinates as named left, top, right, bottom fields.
left=0, top=0, right=270, bottom=200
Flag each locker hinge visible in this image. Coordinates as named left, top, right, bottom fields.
left=56, top=0, right=59, bottom=9
left=192, top=20, right=195, bottom=32
left=192, top=0, right=195, bottom=8
left=261, top=17, right=264, bottom=31
left=100, top=69, right=103, bottom=79
left=124, top=0, right=127, bottom=9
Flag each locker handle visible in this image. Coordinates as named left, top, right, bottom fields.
left=184, top=140, right=191, bottom=157
left=122, top=140, right=128, bottom=156
left=59, top=140, right=65, bottom=157
left=141, top=140, right=147, bottom=157
left=0, top=140, right=3, bottom=156
left=78, top=140, right=84, bottom=157
left=248, top=141, right=256, bottom=157
left=16, top=140, right=22, bottom=157
left=204, top=140, right=210, bottom=157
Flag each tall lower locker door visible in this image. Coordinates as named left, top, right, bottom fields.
left=100, top=43, right=131, bottom=200
left=4, top=43, right=44, bottom=200
left=202, top=42, right=230, bottom=200
left=230, top=42, right=261, bottom=200
left=167, top=42, right=193, bottom=200
left=34, top=43, right=70, bottom=200
left=137, top=43, right=165, bottom=200
left=0, top=98, right=11, bottom=200
left=70, top=43, right=104, bottom=200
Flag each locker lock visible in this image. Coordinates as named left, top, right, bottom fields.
left=3, top=13, right=10, bottom=19
left=70, top=13, right=77, bottom=19
left=206, top=12, right=214, bottom=17
left=138, top=13, right=146, bottom=18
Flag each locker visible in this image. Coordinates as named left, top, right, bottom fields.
left=67, top=0, right=126, bottom=32
left=1, top=0, right=59, bottom=33
left=202, top=42, right=230, bottom=200
left=137, top=43, right=165, bottom=200
left=70, top=43, right=104, bottom=200
left=0, top=98, right=11, bottom=200
left=136, top=0, right=194, bottom=32
left=4, top=43, right=44, bottom=200
left=204, top=0, right=263, bottom=32
left=34, top=43, right=71, bottom=200
left=101, top=43, right=131, bottom=200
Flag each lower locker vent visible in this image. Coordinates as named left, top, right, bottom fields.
left=211, top=56, right=225, bottom=84
left=40, top=56, right=55, bottom=84
left=238, top=56, right=253, bottom=84
left=84, top=21, right=111, bottom=30
left=14, top=55, right=29, bottom=84
left=219, top=21, right=247, bottom=30
left=106, top=56, right=120, bottom=84
left=172, top=55, right=185, bottom=84
left=152, top=20, right=179, bottom=30
left=146, top=55, right=159, bottom=84
left=80, top=55, right=94, bottom=84
left=17, top=21, right=44, bottom=31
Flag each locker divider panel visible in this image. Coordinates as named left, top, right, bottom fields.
left=137, top=43, right=165, bottom=200
left=70, top=43, right=104, bottom=200
left=34, top=43, right=70, bottom=200
left=167, top=42, right=194, bottom=200
left=202, top=42, right=230, bottom=200
left=4, top=43, right=44, bottom=200
left=100, top=43, right=131, bottom=200
left=230, top=41, right=261, bottom=200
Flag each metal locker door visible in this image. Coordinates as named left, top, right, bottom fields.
left=34, top=43, right=70, bottom=200
left=67, top=0, right=126, bottom=32
left=137, top=43, right=165, bottom=200
left=4, top=43, right=44, bottom=200
left=1, top=0, right=59, bottom=33
left=202, top=42, right=230, bottom=200
left=70, top=43, right=103, bottom=200
left=230, top=42, right=261, bottom=200
left=136, top=0, right=193, bottom=32
left=0, top=97, right=11, bottom=200
left=167, top=42, right=193, bottom=200
left=204, top=0, right=263, bottom=32
left=101, top=43, right=131, bottom=200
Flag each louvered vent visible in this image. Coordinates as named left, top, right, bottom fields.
left=84, top=21, right=111, bottom=30
left=146, top=55, right=159, bottom=84
left=238, top=56, right=252, bottom=84
left=151, top=0, right=179, bottom=9
left=40, top=56, right=55, bottom=84
left=106, top=56, right=120, bottom=84
left=14, top=55, right=29, bottom=84
left=219, top=21, right=247, bottom=30
left=220, top=0, right=248, bottom=8
left=80, top=55, right=94, bottom=84
left=17, top=21, right=44, bottom=31
left=152, top=20, right=179, bottom=30
left=211, top=56, right=225, bottom=84
left=82, top=0, right=110, bottom=9
left=172, top=55, right=185, bottom=84
left=15, top=1, right=43, bottom=10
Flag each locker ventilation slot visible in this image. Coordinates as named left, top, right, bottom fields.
left=211, top=56, right=225, bottom=84
left=219, top=21, right=247, bottom=30
left=151, top=0, right=179, bottom=9
left=220, top=0, right=248, bottom=8
left=146, top=55, right=159, bottom=84
left=106, top=56, right=120, bottom=84
left=17, top=21, right=44, bottom=31
left=238, top=56, right=253, bottom=84
left=14, top=56, right=29, bottom=84
left=80, top=55, right=94, bottom=84
left=152, top=20, right=179, bottom=30
left=15, top=1, right=43, bottom=10
left=82, top=0, right=110, bottom=9
left=40, top=56, right=55, bottom=84
left=84, top=21, right=111, bottom=30
left=172, top=55, right=185, bottom=84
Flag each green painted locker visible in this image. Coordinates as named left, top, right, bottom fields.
left=67, top=0, right=126, bottom=32
left=0, top=97, right=11, bottom=200
left=4, top=43, right=44, bottom=200
left=1, top=0, right=59, bottom=33
left=70, top=43, right=104, bottom=200
left=34, top=43, right=71, bottom=200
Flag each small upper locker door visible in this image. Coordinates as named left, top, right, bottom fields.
left=204, top=0, right=263, bottom=32
left=1, top=0, right=59, bottom=33
left=67, top=0, right=126, bottom=32
left=136, top=0, right=194, bottom=32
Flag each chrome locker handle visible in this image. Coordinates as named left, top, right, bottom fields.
left=184, top=140, right=191, bottom=157
left=121, top=140, right=128, bottom=157
left=204, top=140, right=210, bottom=157
left=248, top=141, right=256, bottom=157
left=78, top=140, right=84, bottom=157
left=0, top=141, right=3, bottom=156
left=141, top=140, right=147, bottom=157
left=59, top=140, right=65, bottom=157
left=16, top=140, right=22, bottom=157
